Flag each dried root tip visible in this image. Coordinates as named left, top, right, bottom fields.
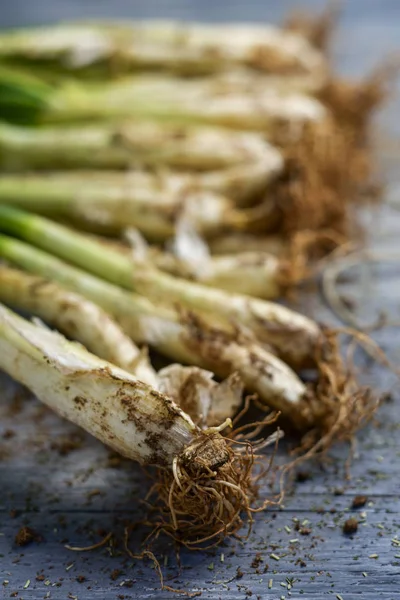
left=284, top=0, right=341, bottom=52
left=147, top=432, right=275, bottom=549
left=316, top=63, right=396, bottom=215
left=276, top=229, right=348, bottom=296
left=319, top=61, right=396, bottom=137
left=295, top=328, right=379, bottom=454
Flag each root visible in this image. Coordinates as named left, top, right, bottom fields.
left=262, top=60, right=392, bottom=252
left=150, top=439, right=254, bottom=549
left=64, top=531, right=113, bottom=552
left=119, top=431, right=281, bottom=593
left=316, top=62, right=397, bottom=211
left=230, top=409, right=280, bottom=439
left=270, top=326, right=383, bottom=500
left=123, top=538, right=202, bottom=597
left=141, top=432, right=279, bottom=551
left=270, top=117, right=371, bottom=240
left=284, top=0, right=341, bottom=52
left=319, top=60, right=397, bottom=138
left=296, top=327, right=380, bottom=453
left=277, top=229, right=349, bottom=294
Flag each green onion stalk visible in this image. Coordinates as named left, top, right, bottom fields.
left=0, top=171, right=246, bottom=241
left=0, top=301, right=197, bottom=466
left=0, top=206, right=320, bottom=369
left=0, top=119, right=282, bottom=173
left=99, top=228, right=285, bottom=300
left=0, top=66, right=326, bottom=130
left=0, top=171, right=281, bottom=241
left=142, top=247, right=284, bottom=299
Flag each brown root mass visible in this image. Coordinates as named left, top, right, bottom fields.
left=283, top=1, right=341, bottom=52
left=258, top=11, right=392, bottom=266
left=139, top=431, right=279, bottom=550
left=275, top=229, right=347, bottom=295
left=296, top=328, right=379, bottom=454
left=255, top=64, right=388, bottom=276
left=319, top=64, right=394, bottom=139
left=270, top=116, right=375, bottom=241
left=255, top=68, right=392, bottom=293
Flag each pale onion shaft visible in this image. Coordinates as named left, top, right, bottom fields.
left=152, top=250, right=283, bottom=298
left=0, top=207, right=319, bottom=367
left=0, top=264, right=158, bottom=387
left=46, top=74, right=327, bottom=129
left=0, top=21, right=327, bottom=78
left=0, top=302, right=198, bottom=466
left=0, top=120, right=283, bottom=177
left=1, top=66, right=326, bottom=129
left=107, top=236, right=283, bottom=299
left=0, top=171, right=252, bottom=241
left=0, top=234, right=307, bottom=418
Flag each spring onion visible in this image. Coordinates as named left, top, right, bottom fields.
left=0, top=301, right=266, bottom=544
left=0, top=301, right=198, bottom=465
left=0, top=66, right=326, bottom=129
left=0, top=119, right=282, bottom=174
left=107, top=226, right=284, bottom=300
left=0, top=206, right=320, bottom=368
left=145, top=248, right=283, bottom=299
left=0, top=233, right=309, bottom=419
left=0, top=171, right=257, bottom=241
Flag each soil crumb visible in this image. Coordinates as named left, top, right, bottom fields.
left=15, top=526, right=42, bottom=546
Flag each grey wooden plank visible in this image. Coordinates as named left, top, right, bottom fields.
left=1, top=506, right=400, bottom=599
left=0, top=1, right=400, bottom=599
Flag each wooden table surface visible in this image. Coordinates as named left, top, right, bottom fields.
left=1, top=1, right=400, bottom=598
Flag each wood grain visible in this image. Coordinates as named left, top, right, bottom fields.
left=1, top=1, right=400, bottom=598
